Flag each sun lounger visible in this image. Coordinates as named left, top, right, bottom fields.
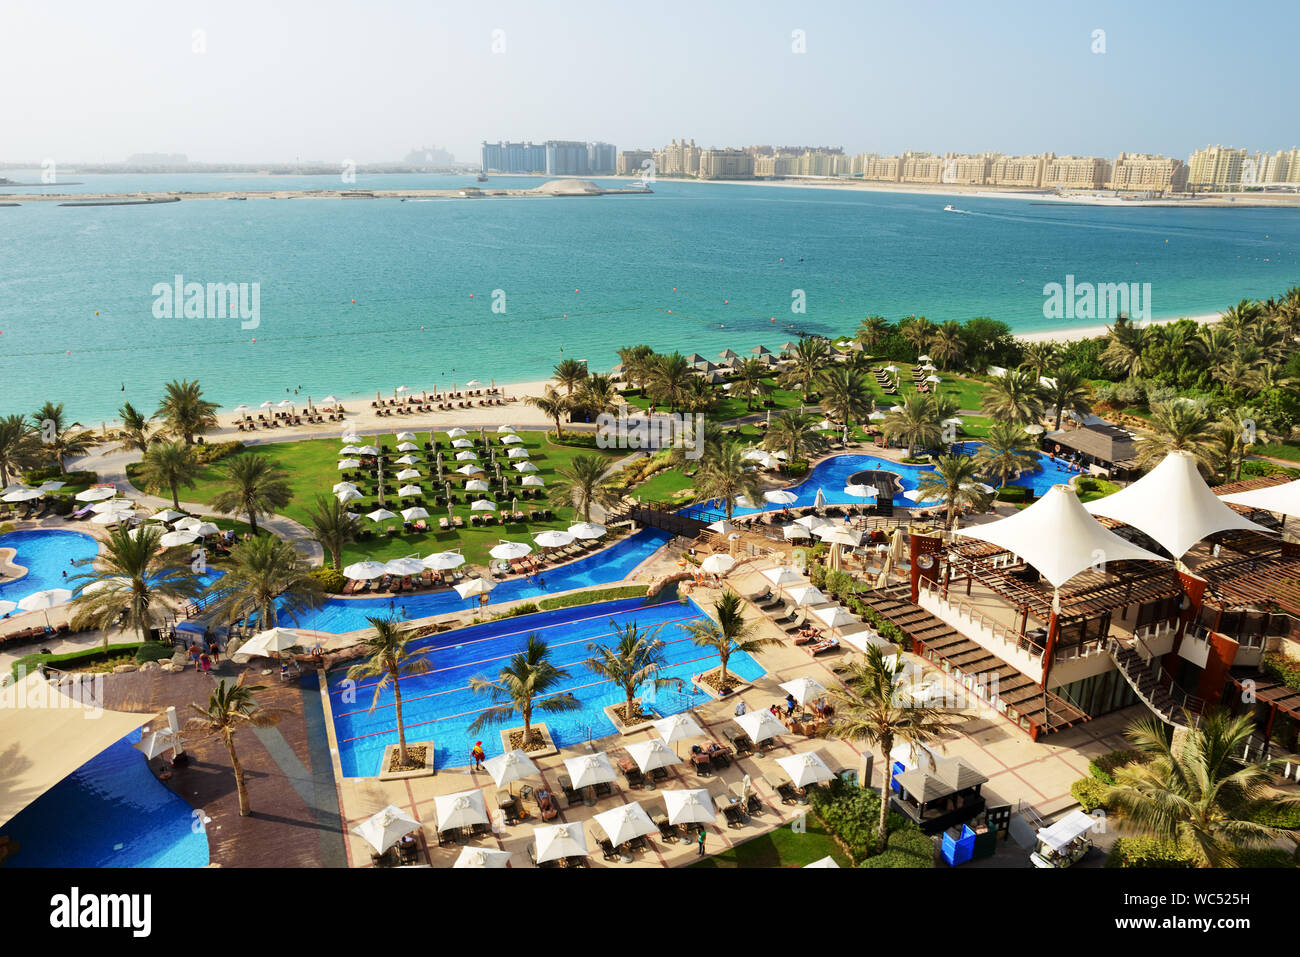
left=528, top=845, right=561, bottom=868
left=807, top=636, right=841, bottom=656
left=557, top=774, right=581, bottom=806
left=721, top=726, right=754, bottom=757
left=765, top=772, right=799, bottom=805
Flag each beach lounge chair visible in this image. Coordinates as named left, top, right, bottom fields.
left=593, top=780, right=613, bottom=799
left=766, top=773, right=799, bottom=805
left=557, top=774, right=581, bottom=806
left=620, top=758, right=644, bottom=789
left=528, top=845, right=561, bottom=868
left=807, top=636, right=841, bottom=656
left=721, top=727, right=754, bottom=757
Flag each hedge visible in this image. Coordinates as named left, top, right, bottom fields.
left=808, top=777, right=933, bottom=867
left=1071, top=777, right=1109, bottom=812
left=310, top=567, right=347, bottom=593
left=1089, top=749, right=1148, bottom=785
left=494, top=602, right=540, bottom=619
left=11, top=642, right=146, bottom=679
left=857, top=826, right=936, bottom=868
left=134, top=642, right=175, bottom=664
left=537, top=584, right=649, bottom=611
left=1105, top=837, right=1199, bottom=868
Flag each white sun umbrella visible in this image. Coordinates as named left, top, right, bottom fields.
left=783, top=524, right=812, bottom=540
left=352, top=804, right=422, bottom=854
left=459, top=479, right=487, bottom=493
left=662, top=788, right=717, bottom=826
left=453, top=847, right=512, bottom=869
left=564, top=752, right=617, bottom=790
left=259, top=401, right=274, bottom=410
left=343, top=560, right=388, bottom=580
left=762, top=565, right=804, bottom=587
left=1, top=483, right=31, bottom=495
left=817, top=526, right=864, bottom=547
left=777, top=751, right=836, bottom=789
left=397, top=485, right=423, bottom=498
left=506, top=448, right=530, bottom=459
left=779, top=676, right=828, bottom=705
left=91, top=509, right=135, bottom=524
left=785, top=585, right=827, bottom=607
left=341, top=432, right=361, bottom=445
left=333, top=481, right=359, bottom=494
left=700, top=553, right=735, bottom=575
left=734, top=495, right=754, bottom=509
left=454, top=577, right=496, bottom=599
left=844, top=483, right=878, bottom=499
left=338, top=458, right=361, bottom=470
left=521, top=475, right=545, bottom=487
left=567, top=522, right=606, bottom=539
left=740, top=448, right=767, bottom=462
left=484, top=749, right=539, bottom=791
left=395, top=455, right=420, bottom=466
left=1024, top=424, right=1045, bottom=436
left=90, top=498, right=133, bottom=514
left=500, top=434, right=523, bottom=445
left=707, top=519, right=735, bottom=534
left=190, top=522, right=220, bottom=537
left=869, top=411, right=886, bottom=421
left=241, top=627, right=304, bottom=656
left=434, top=789, right=489, bottom=830
left=497, top=425, right=517, bottom=433
left=916, top=354, right=932, bottom=362
left=394, top=385, right=410, bottom=394
left=396, top=442, right=420, bottom=453
left=813, top=488, right=827, bottom=510
left=75, top=486, right=117, bottom=502
left=277, top=399, right=295, bottom=409
left=514, top=462, right=539, bottom=473
left=448, top=427, right=468, bottom=438
left=456, top=464, right=484, bottom=475
left=652, top=713, right=705, bottom=754
left=812, top=604, right=858, bottom=635
left=400, top=506, right=430, bottom=522
left=366, top=508, right=398, bottom=522
left=941, top=417, right=963, bottom=428
left=489, top=540, right=531, bottom=560
left=134, top=729, right=182, bottom=760
left=736, top=708, right=787, bottom=745
left=337, top=488, right=364, bottom=504
left=534, top=530, right=575, bottom=549
left=469, top=498, right=497, bottom=511
left=793, top=514, right=831, bottom=531
left=534, top=822, right=588, bottom=863
left=422, top=551, right=465, bottom=570
left=454, top=451, right=479, bottom=461
left=625, top=738, right=683, bottom=775
left=396, top=432, right=417, bottom=442
left=889, top=405, right=904, bottom=413
left=451, top=438, right=474, bottom=448
left=174, top=516, right=202, bottom=530
left=35, top=480, right=65, bottom=493
left=884, top=365, right=898, bottom=373
left=18, top=589, right=72, bottom=612
left=356, top=445, right=380, bottom=456
left=593, top=802, right=658, bottom=847
left=903, top=488, right=930, bottom=503
left=339, top=446, right=362, bottom=456
left=150, top=508, right=187, bottom=523
left=0, top=600, right=16, bottom=616
left=925, top=375, right=942, bottom=384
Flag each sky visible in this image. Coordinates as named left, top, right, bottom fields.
left=1, top=0, right=1297, bottom=165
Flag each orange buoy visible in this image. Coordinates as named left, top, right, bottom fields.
left=351, top=299, right=356, bottom=303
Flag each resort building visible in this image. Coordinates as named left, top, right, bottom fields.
left=1259, top=148, right=1300, bottom=184
left=899, top=151, right=945, bottom=184
left=853, top=152, right=903, bottom=182
left=654, top=138, right=702, bottom=176
left=587, top=142, right=617, bottom=176
left=1041, top=154, right=1111, bottom=190
left=1106, top=153, right=1189, bottom=193
left=1187, top=145, right=1253, bottom=190
left=1042, top=415, right=1140, bottom=477
left=697, top=149, right=755, bottom=179
left=988, top=153, right=1047, bottom=188
left=939, top=152, right=994, bottom=186
left=480, top=140, right=547, bottom=173
left=616, top=149, right=653, bottom=175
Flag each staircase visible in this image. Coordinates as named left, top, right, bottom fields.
left=1105, top=636, right=1203, bottom=731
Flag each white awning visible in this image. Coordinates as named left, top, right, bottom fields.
left=1085, top=451, right=1270, bottom=558
left=1038, top=809, right=1097, bottom=851
left=954, top=484, right=1166, bottom=587
left=1218, top=478, right=1300, bottom=520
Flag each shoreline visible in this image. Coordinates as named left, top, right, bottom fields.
left=1015, top=311, right=1223, bottom=343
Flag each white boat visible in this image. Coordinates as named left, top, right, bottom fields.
left=943, top=204, right=957, bottom=212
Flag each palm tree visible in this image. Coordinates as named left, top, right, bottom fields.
left=574, top=373, right=619, bottom=417
left=693, top=441, right=763, bottom=520
left=778, top=338, right=831, bottom=401
left=186, top=677, right=284, bottom=816
left=764, top=409, right=825, bottom=463
left=550, top=454, right=618, bottom=522
left=584, top=621, right=680, bottom=723
left=1194, top=325, right=1236, bottom=378
left=113, top=401, right=159, bottom=454
left=526, top=386, right=570, bottom=440
left=666, top=418, right=724, bottom=474
left=974, top=421, right=1039, bottom=491
left=819, top=367, right=873, bottom=445
left=136, top=440, right=201, bottom=510
left=685, top=591, right=780, bottom=690
left=616, top=345, right=657, bottom=395
left=1211, top=409, right=1267, bottom=482
left=928, top=321, right=966, bottom=371
left=1101, top=316, right=1148, bottom=380
left=680, top=376, right=718, bottom=413
left=881, top=393, right=942, bottom=457
left=552, top=358, right=589, bottom=398
left=68, top=525, right=205, bottom=650
left=30, top=401, right=93, bottom=473
left=731, top=358, right=770, bottom=412
left=0, top=414, right=39, bottom=487
left=900, top=316, right=935, bottom=355
left=1019, top=341, right=1058, bottom=380
left=201, top=534, right=324, bottom=632
left=1044, top=368, right=1092, bottom=430
left=914, top=454, right=992, bottom=528
left=647, top=352, right=694, bottom=412
left=1136, top=401, right=1220, bottom=477
left=856, top=315, right=890, bottom=352
left=980, top=368, right=1046, bottom=426
left=155, top=379, right=219, bottom=445
left=467, top=634, right=580, bottom=747
left=347, top=617, right=430, bottom=768
left=822, top=645, right=954, bottom=853
left=303, top=493, right=361, bottom=569
left=210, top=454, right=292, bottom=535
left=1102, top=710, right=1300, bottom=867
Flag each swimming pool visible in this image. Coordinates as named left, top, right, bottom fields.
left=326, top=593, right=764, bottom=776
left=693, top=444, right=1069, bottom=520
left=294, top=527, right=673, bottom=634
left=0, top=529, right=100, bottom=606
left=1, top=729, right=210, bottom=867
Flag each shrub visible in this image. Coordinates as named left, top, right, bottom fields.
left=23, top=467, right=98, bottom=486
left=824, top=569, right=854, bottom=600
left=48, top=497, right=75, bottom=516
left=1239, top=459, right=1299, bottom=479
left=1075, top=477, right=1099, bottom=493
left=1105, top=837, right=1198, bottom=868
left=857, top=827, right=935, bottom=868
left=495, top=602, right=540, bottom=619
left=996, top=485, right=1032, bottom=503
left=1071, top=777, right=1109, bottom=812
left=1262, top=652, right=1300, bottom=692
left=1241, top=799, right=1300, bottom=830
left=310, top=567, right=347, bottom=593
left=11, top=643, right=144, bottom=679
left=537, top=585, right=648, bottom=611
left=785, top=460, right=809, bottom=478
left=191, top=441, right=244, bottom=465
left=810, top=778, right=931, bottom=866
left=1114, top=381, right=1145, bottom=406
left=134, top=641, right=174, bottom=664
left=1089, top=748, right=1148, bottom=784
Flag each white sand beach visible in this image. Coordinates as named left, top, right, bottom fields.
left=1016, top=311, right=1223, bottom=344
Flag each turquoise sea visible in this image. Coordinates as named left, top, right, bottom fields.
left=1, top=172, right=1296, bottom=422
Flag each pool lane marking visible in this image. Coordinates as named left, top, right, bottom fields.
left=332, top=628, right=710, bottom=719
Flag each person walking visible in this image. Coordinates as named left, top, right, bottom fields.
left=696, top=828, right=706, bottom=856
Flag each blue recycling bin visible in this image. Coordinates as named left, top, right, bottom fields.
left=941, top=825, right=977, bottom=867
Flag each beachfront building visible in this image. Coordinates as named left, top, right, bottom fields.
left=1187, top=145, right=1253, bottom=190
left=1259, top=148, right=1300, bottom=185
left=1041, top=154, right=1111, bottom=190
left=939, top=152, right=995, bottom=185
left=616, top=149, right=653, bottom=175
left=654, top=138, right=702, bottom=176
left=1106, top=153, right=1189, bottom=193
left=853, top=152, right=903, bottom=182
left=753, top=154, right=796, bottom=177
left=988, top=153, right=1048, bottom=188
left=900, top=151, right=945, bottom=184
left=545, top=140, right=590, bottom=176
left=480, top=141, right=547, bottom=173
left=587, top=142, right=617, bottom=175
left=697, top=149, right=755, bottom=179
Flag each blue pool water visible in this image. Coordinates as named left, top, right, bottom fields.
left=292, top=527, right=673, bottom=634
left=694, top=445, right=1070, bottom=520
left=0, top=529, right=100, bottom=606
left=2, top=729, right=210, bottom=867
left=327, top=594, right=762, bottom=776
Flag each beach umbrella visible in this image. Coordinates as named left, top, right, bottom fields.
left=785, top=585, right=826, bottom=608
left=451, top=438, right=474, bottom=448
left=434, top=789, right=489, bottom=830
left=454, top=577, right=496, bottom=600
left=395, top=385, right=410, bottom=394
left=489, top=540, right=531, bottom=561
left=564, top=752, right=617, bottom=790
left=816, top=526, right=863, bottom=546
left=396, top=485, right=423, bottom=498
left=3, top=488, right=42, bottom=503
left=366, top=508, right=398, bottom=522
left=395, top=455, right=420, bottom=466
left=150, top=508, right=187, bottom=523
left=466, top=380, right=481, bottom=387
left=172, top=516, right=202, bottom=530
left=917, top=354, right=932, bottom=362
left=805, top=856, right=840, bottom=868
left=75, top=486, right=117, bottom=502
left=343, top=560, right=388, bottom=580
left=456, top=464, right=484, bottom=475
left=259, top=401, right=274, bottom=410
left=396, top=432, right=417, bottom=442
left=338, top=458, right=361, bottom=470
left=718, top=349, right=737, bottom=360
left=454, top=451, right=479, bottom=461
left=740, top=448, right=767, bottom=462
left=884, top=365, right=898, bottom=373
left=707, top=519, right=735, bottom=534
left=400, top=506, right=429, bottom=522
left=761, top=565, right=803, bottom=588
left=662, top=789, right=716, bottom=826
left=779, top=676, right=828, bottom=705
left=0, top=600, right=15, bottom=616
left=448, top=427, right=468, bottom=438
left=396, top=442, right=419, bottom=453
left=484, top=749, right=539, bottom=792
left=506, top=448, right=530, bottom=459
left=593, top=802, right=657, bottom=847
left=813, top=488, right=826, bottom=510
left=700, top=554, right=735, bottom=576
left=652, top=713, right=705, bottom=756
left=240, top=627, right=304, bottom=656
left=469, top=498, right=497, bottom=512
left=383, top=555, right=424, bottom=575
left=533, top=823, right=587, bottom=864
left=422, top=551, right=465, bottom=570
left=777, top=751, right=836, bottom=789
left=17, top=588, right=72, bottom=629
left=91, top=509, right=135, bottom=525
left=341, top=432, right=361, bottom=445
left=889, top=405, right=904, bottom=413
left=734, top=495, right=754, bottom=509
left=625, top=738, right=682, bottom=775
left=352, top=804, right=422, bottom=854
left=782, top=524, right=812, bottom=540
left=521, top=475, right=544, bottom=487
left=337, top=488, right=363, bottom=504
left=190, top=522, right=220, bottom=537
left=35, top=481, right=65, bottom=493
left=278, top=399, right=295, bottom=409
left=500, top=434, right=523, bottom=446
left=1024, top=424, right=1044, bottom=436
left=333, top=481, right=359, bottom=494
left=534, top=530, right=574, bottom=549
left=736, top=709, right=786, bottom=745
left=514, top=462, right=539, bottom=473
left=357, top=445, right=380, bottom=456
left=793, top=514, right=831, bottom=532
left=496, top=425, right=516, bottom=433
left=925, top=375, right=942, bottom=384
left=1, top=483, right=31, bottom=495
left=453, top=847, right=511, bottom=869
left=567, top=522, right=606, bottom=539
left=812, top=604, right=858, bottom=635
left=902, top=488, right=929, bottom=503
left=868, top=411, right=886, bottom=421
left=90, top=498, right=134, bottom=514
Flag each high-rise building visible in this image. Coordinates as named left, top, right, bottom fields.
left=1187, top=145, right=1251, bottom=190
left=989, top=153, right=1047, bottom=188
left=545, top=140, right=589, bottom=176
left=480, top=141, right=546, bottom=173
left=587, top=142, right=617, bottom=175
left=1041, top=154, right=1111, bottom=189
left=617, top=149, right=654, bottom=176
left=1259, top=148, right=1300, bottom=184
left=900, top=152, right=944, bottom=183
left=1107, top=153, right=1188, bottom=192
left=655, top=139, right=702, bottom=176
left=853, top=153, right=903, bottom=182
left=697, top=149, right=754, bottom=179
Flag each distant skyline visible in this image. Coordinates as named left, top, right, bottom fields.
left=1, top=0, right=1296, bottom=165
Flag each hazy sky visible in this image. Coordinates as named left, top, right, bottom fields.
left=2, top=0, right=1296, bottom=165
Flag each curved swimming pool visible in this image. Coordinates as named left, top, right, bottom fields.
left=0, top=529, right=100, bottom=606
left=1, top=729, right=210, bottom=867
left=327, top=593, right=763, bottom=776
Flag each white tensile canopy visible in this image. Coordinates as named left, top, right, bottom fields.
left=1218, top=478, right=1300, bottom=521
left=1085, top=451, right=1270, bottom=558
left=954, top=484, right=1166, bottom=588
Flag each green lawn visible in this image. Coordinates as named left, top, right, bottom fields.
left=690, top=813, right=853, bottom=868
left=633, top=468, right=696, bottom=502
left=620, top=377, right=855, bottom=425
left=148, top=430, right=621, bottom=568
left=1260, top=441, right=1300, bottom=464
left=1075, top=477, right=1121, bottom=503
left=887, top=363, right=990, bottom=412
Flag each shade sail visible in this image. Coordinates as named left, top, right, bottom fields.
left=954, top=484, right=1166, bottom=587
left=1218, top=478, right=1300, bottom=521
left=0, top=672, right=157, bottom=828
left=1085, top=451, right=1270, bottom=558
